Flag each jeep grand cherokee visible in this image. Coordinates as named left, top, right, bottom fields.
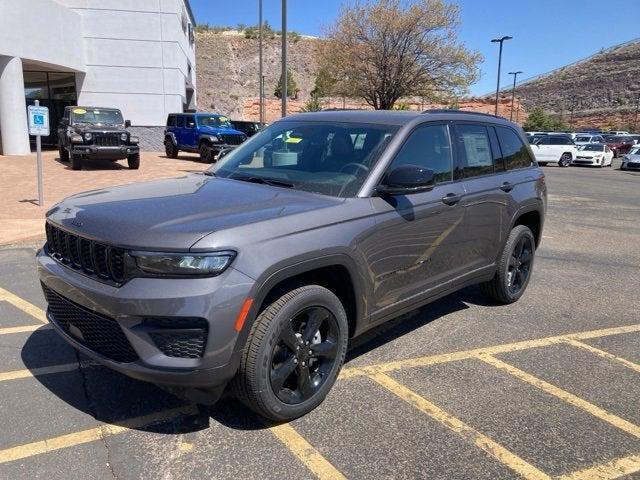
left=38, top=110, right=546, bottom=421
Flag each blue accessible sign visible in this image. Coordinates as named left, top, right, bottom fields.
left=28, top=105, right=50, bottom=136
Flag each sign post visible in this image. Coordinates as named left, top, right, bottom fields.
left=27, top=100, right=49, bottom=206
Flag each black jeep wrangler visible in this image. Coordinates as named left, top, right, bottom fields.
left=57, top=107, right=140, bottom=170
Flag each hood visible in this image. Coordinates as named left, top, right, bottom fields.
left=47, top=174, right=342, bottom=250
left=72, top=124, right=126, bottom=134
left=199, top=125, right=244, bottom=136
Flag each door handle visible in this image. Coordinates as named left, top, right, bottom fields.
left=441, top=193, right=461, bottom=206
left=500, top=182, right=514, bottom=192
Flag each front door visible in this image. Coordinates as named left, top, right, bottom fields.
left=364, top=123, right=466, bottom=317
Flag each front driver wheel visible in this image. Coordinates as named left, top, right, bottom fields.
left=199, top=143, right=213, bottom=163
left=233, top=285, right=348, bottom=421
left=479, top=225, right=536, bottom=304
left=70, top=153, right=82, bottom=171
left=127, top=153, right=140, bottom=169
left=58, top=144, right=69, bottom=162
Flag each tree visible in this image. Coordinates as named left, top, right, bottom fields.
left=274, top=69, right=299, bottom=100
left=317, top=0, right=481, bottom=110
left=523, top=107, right=568, bottom=132
left=300, top=95, right=323, bottom=112
left=311, top=67, right=337, bottom=98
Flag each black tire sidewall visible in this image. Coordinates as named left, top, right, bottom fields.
left=245, top=286, right=348, bottom=421
left=165, top=141, right=177, bottom=158
left=70, top=154, right=82, bottom=170
left=128, top=153, right=140, bottom=169
left=497, top=226, right=536, bottom=302
left=199, top=144, right=211, bottom=162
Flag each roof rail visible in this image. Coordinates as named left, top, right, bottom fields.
left=421, top=109, right=506, bottom=120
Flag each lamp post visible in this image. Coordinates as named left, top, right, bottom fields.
left=491, top=35, right=512, bottom=116
left=634, top=92, right=640, bottom=132
left=281, top=0, right=287, bottom=118
left=258, top=0, right=263, bottom=124
left=508, top=70, right=522, bottom=121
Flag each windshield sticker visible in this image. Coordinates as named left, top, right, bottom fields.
left=73, top=108, right=86, bottom=114
left=219, top=116, right=229, bottom=122
left=286, top=137, right=303, bottom=144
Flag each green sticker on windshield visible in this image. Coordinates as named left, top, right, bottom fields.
left=219, top=116, right=228, bottom=122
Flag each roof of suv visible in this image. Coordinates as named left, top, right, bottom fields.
left=287, top=109, right=512, bottom=126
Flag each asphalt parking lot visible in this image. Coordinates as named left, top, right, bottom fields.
left=1, top=161, right=639, bottom=480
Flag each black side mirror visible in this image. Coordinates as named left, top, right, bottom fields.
left=218, top=148, right=232, bottom=160
left=377, top=165, right=435, bottom=195
left=125, top=120, right=131, bottom=128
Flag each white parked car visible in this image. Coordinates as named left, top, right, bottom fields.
left=620, top=146, right=640, bottom=171
left=572, top=144, right=613, bottom=167
left=531, top=135, right=578, bottom=167
left=574, top=134, right=605, bottom=145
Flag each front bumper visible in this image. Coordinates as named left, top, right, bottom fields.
left=37, top=249, right=255, bottom=388
left=71, top=145, right=140, bottom=160
left=621, top=161, right=640, bottom=170
left=572, top=157, right=602, bottom=166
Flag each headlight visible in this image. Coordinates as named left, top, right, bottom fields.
left=130, top=251, right=235, bottom=276
left=70, top=134, right=83, bottom=143
left=129, top=136, right=139, bottom=144
left=207, top=135, right=220, bottom=142
left=120, top=133, right=128, bottom=142
left=83, top=132, right=92, bottom=141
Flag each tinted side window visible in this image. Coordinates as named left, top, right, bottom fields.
left=496, top=127, right=533, bottom=170
left=387, top=124, right=452, bottom=184
left=167, top=115, right=176, bottom=127
left=185, top=115, right=195, bottom=128
left=176, top=115, right=185, bottom=128
left=550, top=136, right=571, bottom=145
left=453, top=124, right=494, bottom=178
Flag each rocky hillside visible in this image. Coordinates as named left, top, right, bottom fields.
left=511, top=39, right=640, bottom=129
left=196, top=30, right=319, bottom=121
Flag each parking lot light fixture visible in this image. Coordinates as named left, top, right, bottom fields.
left=508, top=71, right=523, bottom=121
left=491, top=36, right=513, bottom=116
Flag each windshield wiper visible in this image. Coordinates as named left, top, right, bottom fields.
left=230, top=173, right=294, bottom=189
left=203, top=170, right=216, bottom=177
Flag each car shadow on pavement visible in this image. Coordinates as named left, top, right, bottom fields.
left=21, top=286, right=494, bottom=433
left=53, top=156, right=128, bottom=170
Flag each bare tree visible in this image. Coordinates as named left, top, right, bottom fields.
left=318, top=0, right=482, bottom=110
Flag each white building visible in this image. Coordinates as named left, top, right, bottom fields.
left=0, top=0, right=197, bottom=154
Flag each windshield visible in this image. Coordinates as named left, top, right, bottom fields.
left=575, top=136, right=591, bottom=142
left=631, top=147, right=640, bottom=155
left=603, top=135, right=623, bottom=142
left=208, top=121, right=399, bottom=197
left=197, top=115, right=232, bottom=128
left=581, top=144, right=604, bottom=151
left=71, top=108, right=123, bottom=125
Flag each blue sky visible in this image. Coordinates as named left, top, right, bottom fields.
left=191, top=0, right=640, bottom=96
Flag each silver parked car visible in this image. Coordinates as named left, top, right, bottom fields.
left=38, top=110, right=547, bottom=420
left=621, top=146, right=640, bottom=171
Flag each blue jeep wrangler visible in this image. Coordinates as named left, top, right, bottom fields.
left=164, top=113, right=247, bottom=162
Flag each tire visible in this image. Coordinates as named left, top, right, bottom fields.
left=127, top=153, right=140, bottom=169
left=559, top=153, right=572, bottom=167
left=165, top=139, right=178, bottom=159
left=58, top=144, right=69, bottom=162
left=537, top=162, right=547, bottom=167
left=479, top=225, right=536, bottom=304
left=233, top=285, right=349, bottom=421
left=199, top=143, right=213, bottom=163
left=70, top=153, right=82, bottom=171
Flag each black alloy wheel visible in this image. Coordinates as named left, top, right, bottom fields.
left=199, top=143, right=213, bottom=163
left=269, top=306, right=340, bottom=404
left=559, top=153, right=572, bottom=167
left=507, top=235, right=534, bottom=296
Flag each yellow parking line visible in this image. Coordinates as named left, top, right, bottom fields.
left=339, top=323, right=640, bottom=380
left=556, top=454, right=640, bottom=480
left=0, top=363, right=80, bottom=382
left=0, top=405, right=198, bottom=465
left=369, top=372, right=550, bottom=480
left=0, top=287, right=47, bottom=324
left=0, top=324, right=50, bottom=336
left=562, top=338, right=640, bottom=374
left=269, top=423, right=347, bottom=480
left=476, top=355, right=640, bottom=439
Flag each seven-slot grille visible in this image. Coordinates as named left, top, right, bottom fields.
left=220, top=134, right=246, bottom=145
left=93, top=132, right=121, bottom=147
left=45, top=222, right=126, bottom=283
left=42, top=284, right=139, bottom=363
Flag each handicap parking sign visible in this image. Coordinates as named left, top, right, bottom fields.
left=28, top=105, right=50, bottom=136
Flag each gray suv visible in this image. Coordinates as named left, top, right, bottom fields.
left=38, top=110, right=546, bottom=421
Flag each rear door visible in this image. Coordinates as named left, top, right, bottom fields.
left=175, top=115, right=186, bottom=146
left=183, top=114, right=197, bottom=147
left=450, top=122, right=507, bottom=271
left=531, top=135, right=552, bottom=161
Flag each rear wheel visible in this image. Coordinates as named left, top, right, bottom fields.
left=58, top=143, right=69, bottom=162
left=559, top=153, right=572, bottom=167
left=480, top=225, right=536, bottom=304
left=70, top=153, right=82, bottom=171
left=127, top=153, right=140, bottom=169
left=199, top=143, right=213, bottom=163
left=164, top=139, right=178, bottom=159
left=233, top=285, right=348, bottom=421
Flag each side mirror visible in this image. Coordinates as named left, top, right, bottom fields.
left=218, top=148, right=232, bottom=160
left=377, top=165, right=435, bottom=195
left=125, top=120, right=131, bottom=128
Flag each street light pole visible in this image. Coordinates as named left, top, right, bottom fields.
left=491, top=35, right=513, bottom=116
left=508, top=70, right=522, bottom=121
left=634, top=92, right=640, bottom=132
left=281, top=0, right=287, bottom=118
left=258, top=0, right=263, bottom=124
